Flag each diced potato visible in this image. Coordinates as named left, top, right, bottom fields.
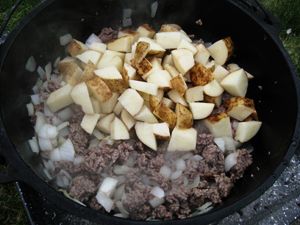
left=141, top=58, right=163, bottom=80
left=99, top=93, right=119, bottom=114
left=172, top=49, right=195, bottom=75
left=149, top=95, right=161, bottom=111
left=67, top=39, right=88, bottom=56
left=76, top=50, right=102, bottom=65
left=194, top=44, right=210, bottom=65
left=134, top=58, right=153, bottom=75
left=97, top=50, right=125, bottom=69
left=153, top=103, right=177, bottom=128
left=168, top=127, right=197, bottom=151
left=152, top=122, right=170, bottom=140
left=81, top=62, right=96, bottom=82
left=213, top=65, right=229, bottom=82
left=162, top=97, right=175, bottom=109
left=190, top=63, right=214, bottom=86
left=167, top=90, right=188, bottom=106
left=189, top=102, right=214, bottom=120
left=221, top=69, right=248, bottom=97
left=71, top=82, right=94, bottom=114
left=81, top=114, right=100, bottom=134
left=177, top=39, right=197, bottom=54
left=118, top=89, right=144, bottom=116
left=207, top=37, right=233, bottom=65
left=185, top=86, right=204, bottom=103
left=129, top=80, right=158, bottom=96
left=121, top=109, right=136, bottom=130
left=111, top=117, right=130, bottom=140
left=136, top=24, right=156, bottom=38
left=179, top=30, right=192, bottom=42
left=87, top=42, right=107, bottom=53
left=170, top=75, right=187, bottom=96
left=58, top=57, right=83, bottom=85
left=123, top=63, right=137, bottom=80
left=107, top=35, right=134, bottom=53
left=155, top=32, right=182, bottom=49
left=135, top=122, right=157, bottom=150
left=147, top=70, right=172, bottom=88
left=86, top=76, right=112, bottom=102
left=176, top=103, right=193, bottom=129
left=205, top=60, right=215, bottom=70
left=204, top=94, right=222, bottom=107
left=113, top=101, right=123, bottom=115
left=164, top=64, right=180, bottom=78
left=160, top=24, right=181, bottom=32
left=227, top=63, right=240, bottom=73
left=162, top=54, right=174, bottom=67
left=91, top=97, right=101, bottom=113
left=124, top=53, right=134, bottom=64
left=235, top=121, right=262, bottom=143
left=133, top=41, right=150, bottom=64
left=225, top=97, right=256, bottom=121
left=134, top=105, right=158, bottom=123
left=97, top=113, right=115, bottom=134
left=203, top=79, right=224, bottom=97
left=204, top=113, right=232, bottom=137
left=136, top=37, right=165, bottom=57
left=47, top=84, right=73, bottom=112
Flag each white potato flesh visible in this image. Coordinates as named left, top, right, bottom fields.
left=87, top=42, right=107, bottom=53
left=136, top=25, right=155, bottom=38
left=134, top=105, right=158, bottom=123
left=113, top=101, right=123, bottom=116
left=91, top=97, right=101, bottom=114
left=81, top=114, right=101, bottom=134
left=124, top=53, right=134, bottom=64
left=135, top=122, right=157, bottom=150
left=97, top=50, right=124, bottom=69
left=185, top=86, right=204, bottom=103
left=129, top=80, right=158, bottom=96
left=97, top=113, right=115, bottom=134
left=228, top=105, right=254, bottom=121
left=172, top=49, right=195, bottom=75
left=168, top=127, right=197, bottom=151
left=203, top=80, right=224, bottom=97
left=155, top=32, right=182, bottom=49
left=204, top=117, right=233, bottom=137
left=135, top=37, right=165, bottom=55
left=121, top=109, right=136, bottom=130
left=118, top=89, right=144, bottom=116
left=99, top=93, right=119, bottom=114
left=147, top=70, right=172, bottom=88
left=47, top=84, right=73, bottom=112
left=94, top=66, right=123, bottom=79
left=162, top=97, right=175, bottom=109
left=235, top=121, right=262, bottom=142
left=213, top=65, right=230, bottom=82
left=177, top=39, right=197, bottom=54
left=107, top=35, right=133, bottom=53
left=194, top=44, right=210, bottom=65
left=167, top=90, right=188, bottom=106
left=221, top=69, right=248, bottom=97
left=124, top=63, right=137, bottom=79
left=152, top=122, right=170, bottom=139
left=189, top=102, right=214, bottom=120
left=111, top=117, right=130, bottom=140
left=76, top=50, right=101, bottom=65
left=162, top=54, right=174, bottom=67
left=71, top=82, right=94, bottom=114
left=207, top=39, right=229, bottom=65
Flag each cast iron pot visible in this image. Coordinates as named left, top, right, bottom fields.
left=0, top=0, right=299, bottom=224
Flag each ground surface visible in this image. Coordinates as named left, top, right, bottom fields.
left=0, top=0, right=299, bottom=224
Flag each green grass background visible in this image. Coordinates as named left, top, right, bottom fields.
left=0, top=0, right=300, bottom=224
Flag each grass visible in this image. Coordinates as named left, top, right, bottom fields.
left=0, top=0, right=300, bottom=224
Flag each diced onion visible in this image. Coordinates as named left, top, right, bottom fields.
left=34, top=112, right=46, bottom=133
left=149, top=197, right=164, bottom=208
left=93, top=129, right=105, bottom=140
left=113, top=165, right=130, bottom=175
left=59, top=139, right=75, bottom=161
left=53, top=57, right=61, bottom=68
left=28, top=137, right=39, bottom=153
left=100, top=177, right=118, bottom=197
left=150, top=1, right=158, bottom=18
left=31, top=94, right=40, bottom=105
left=56, top=169, right=72, bottom=188
left=45, top=62, right=52, bottom=80
left=43, top=159, right=55, bottom=172
left=39, top=137, right=53, bottom=151
left=59, top=33, right=73, bottom=46
left=58, top=127, right=69, bottom=137
left=59, top=189, right=86, bottom=206
left=43, top=168, right=52, bottom=180
left=116, top=201, right=129, bottom=217
left=57, top=121, right=69, bottom=131
left=37, top=66, right=46, bottom=79
left=38, top=124, right=58, bottom=139
left=175, top=159, right=186, bottom=171
left=214, top=138, right=225, bottom=152
left=224, top=152, right=238, bottom=172
left=181, top=152, right=193, bottom=160
left=159, top=165, right=172, bottom=179
left=192, top=155, right=203, bottom=161
left=52, top=117, right=62, bottom=128
left=171, top=170, right=182, bottom=180
left=85, top=33, right=102, bottom=45
left=57, top=107, right=73, bottom=121
left=25, top=56, right=36, bottom=72
left=44, top=105, right=54, bottom=117
left=113, top=184, right=125, bottom=201
left=223, top=137, right=238, bottom=151
left=150, top=186, right=165, bottom=199
left=50, top=148, right=61, bottom=161
left=189, top=176, right=200, bottom=189
left=26, top=103, right=34, bottom=116
left=96, top=191, right=114, bottom=212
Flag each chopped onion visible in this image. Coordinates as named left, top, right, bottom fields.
left=149, top=197, right=164, bottom=208
left=113, top=165, right=130, bottom=175
left=214, top=138, right=225, bottom=152
left=232, top=120, right=239, bottom=130
left=100, top=177, right=118, bottom=197
left=171, top=170, right=182, bottom=180
left=43, top=168, right=52, bottom=180
left=93, top=129, right=105, bottom=140
left=175, top=159, right=186, bottom=171
left=58, top=127, right=69, bottom=137
left=37, top=66, right=46, bottom=79
left=57, top=121, right=69, bottom=131
left=189, top=176, right=200, bottom=189
left=50, top=148, right=61, bottom=161
left=28, top=137, right=39, bottom=153
left=60, top=33, right=72, bottom=46
left=96, top=191, right=114, bottom=212
left=56, top=169, right=72, bottom=188
left=116, top=201, right=129, bottom=217
left=26, top=103, right=34, bottom=116
left=85, top=33, right=102, bottom=45
left=43, top=159, right=55, bottom=172
left=38, top=124, right=58, bottom=139
left=53, top=57, right=61, bottom=68
left=57, top=107, right=73, bottom=121
left=59, top=139, right=75, bottom=161
left=183, top=177, right=189, bottom=186
left=116, top=176, right=126, bottom=184
left=31, top=94, right=40, bottom=105
left=223, top=137, right=238, bottom=151
left=74, top=155, right=84, bottom=165
left=197, top=201, right=213, bottom=211
left=150, top=1, right=158, bottom=18
left=150, top=186, right=165, bottom=199
left=224, top=152, right=238, bottom=172
left=122, top=18, right=132, bottom=27
left=113, top=184, right=125, bottom=201
left=59, top=189, right=86, bottom=206
left=181, top=152, right=193, bottom=160
left=25, top=56, right=36, bottom=72
left=45, top=62, right=52, bottom=80
left=89, top=138, right=99, bottom=148
left=159, top=165, right=172, bottom=179
left=39, top=137, right=53, bottom=151
left=192, top=155, right=203, bottom=161
left=58, top=135, right=66, bottom=145
left=44, top=105, right=54, bottom=117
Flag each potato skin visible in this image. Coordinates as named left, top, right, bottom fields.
left=67, top=40, right=87, bottom=56
left=175, top=103, right=193, bottom=129
left=134, top=41, right=150, bottom=64
left=133, top=58, right=153, bottom=75
left=171, top=75, right=187, bottom=96
left=58, top=59, right=83, bottom=85
left=149, top=95, right=161, bottom=111
left=190, top=63, right=214, bottom=86
left=224, top=37, right=234, bottom=59
left=86, top=76, right=112, bottom=102
left=153, top=103, right=177, bottom=129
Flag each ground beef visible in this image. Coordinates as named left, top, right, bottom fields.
left=69, top=175, right=97, bottom=202
left=54, top=161, right=85, bottom=175
left=89, top=197, right=103, bottom=211
left=39, top=79, right=62, bottom=101
left=98, top=27, right=118, bottom=43
left=215, top=173, right=233, bottom=198
left=152, top=205, right=173, bottom=220
left=230, top=149, right=253, bottom=180
left=196, top=133, right=214, bottom=154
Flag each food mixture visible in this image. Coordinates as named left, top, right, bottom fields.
left=25, top=23, right=262, bottom=220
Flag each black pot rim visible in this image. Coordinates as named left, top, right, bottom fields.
left=0, top=0, right=299, bottom=224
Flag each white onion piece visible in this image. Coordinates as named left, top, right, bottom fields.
left=88, top=138, right=99, bottom=148
left=39, top=137, right=53, bottom=151
left=85, top=33, right=102, bottom=45
left=44, top=105, right=54, bottom=117
left=58, top=135, right=66, bottom=145
left=57, top=122, right=69, bottom=131
left=214, top=138, right=226, bottom=152
left=50, top=148, right=61, bottom=161
left=25, top=56, right=36, bottom=72
left=93, top=129, right=105, bottom=140
left=175, top=159, right=186, bottom=171
left=198, top=201, right=213, bottom=211
left=43, top=168, right=52, bottom=180
left=45, top=62, right=52, bottom=80
left=192, top=155, right=203, bottom=161
left=56, top=170, right=72, bottom=188
left=150, top=186, right=165, bottom=199
left=38, top=124, right=58, bottom=139
left=159, top=165, right=172, bottom=179
left=59, top=189, right=86, bottom=206
left=114, top=213, right=127, bottom=218
left=53, top=57, right=61, bottom=68
left=58, top=127, right=69, bottom=137
left=181, top=152, right=193, bottom=160
left=28, top=137, right=39, bottom=153
left=171, top=170, right=182, bottom=180
left=35, top=113, right=46, bottom=133
left=113, top=165, right=130, bottom=175
left=150, top=1, right=158, bottom=18
left=100, top=177, right=118, bottom=198
left=224, top=152, right=238, bottom=172
left=116, top=201, right=129, bottom=217
left=149, top=197, right=164, bottom=208
left=31, top=94, right=40, bottom=105
left=183, top=177, right=189, bottom=186
left=60, top=33, right=72, bottom=46
left=96, top=191, right=114, bottom=212
left=26, top=103, right=34, bottom=116
left=37, top=66, right=46, bottom=78
left=59, top=139, right=75, bottom=161
left=223, top=137, right=239, bottom=151
left=189, top=176, right=200, bottom=189
left=57, top=107, right=73, bottom=121
left=116, top=176, right=126, bottom=184
left=74, top=155, right=84, bottom=165
left=43, top=159, right=55, bottom=172
left=113, top=184, right=125, bottom=201
left=32, top=85, right=39, bottom=94
left=51, top=138, right=58, bottom=147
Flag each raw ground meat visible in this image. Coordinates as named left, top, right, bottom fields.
left=69, top=175, right=98, bottom=202
left=98, top=27, right=118, bottom=43
left=230, top=149, right=253, bottom=180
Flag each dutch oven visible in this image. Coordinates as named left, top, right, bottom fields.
left=0, top=0, right=299, bottom=224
